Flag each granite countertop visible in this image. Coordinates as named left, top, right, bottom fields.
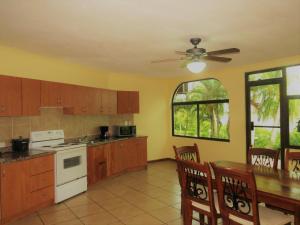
left=85, top=136, right=147, bottom=147
left=0, top=148, right=55, bottom=164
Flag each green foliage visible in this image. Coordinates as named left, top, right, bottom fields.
left=248, top=70, right=282, bottom=81
left=173, top=79, right=229, bottom=140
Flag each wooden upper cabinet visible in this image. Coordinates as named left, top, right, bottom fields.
left=21, top=78, right=41, bottom=116
left=129, top=91, right=139, bottom=113
left=0, top=75, right=22, bottom=116
left=41, top=81, right=64, bottom=107
left=100, top=89, right=117, bottom=115
left=117, top=91, right=139, bottom=114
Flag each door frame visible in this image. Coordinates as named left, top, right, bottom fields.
left=245, top=67, right=288, bottom=168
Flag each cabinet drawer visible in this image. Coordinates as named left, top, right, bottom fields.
left=29, top=155, right=54, bottom=175
left=29, top=186, right=54, bottom=207
left=30, top=171, right=54, bottom=192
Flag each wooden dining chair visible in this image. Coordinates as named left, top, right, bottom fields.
left=173, top=143, right=201, bottom=216
left=173, top=143, right=200, bottom=162
left=285, top=149, right=300, bottom=172
left=247, top=147, right=279, bottom=169
left=176, top=159, right=220, bottom=225
left=211, top=163, right=293, bottom=225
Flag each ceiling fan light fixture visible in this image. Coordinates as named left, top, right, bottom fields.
left=186, top=61, right=206, bottom=73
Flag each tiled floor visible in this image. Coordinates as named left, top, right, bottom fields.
left=10, top=161, right=200, bottom=225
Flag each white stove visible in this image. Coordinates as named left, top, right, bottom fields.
left=30, top=130, right=87, bottom=203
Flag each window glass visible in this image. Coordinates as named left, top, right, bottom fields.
left=289, top=99, right=300, bottom=146
left=287, top=65, right=300, bottom=96
left=172, top=78, right=229, bottom=141
left=173, top=105, right=197, bottom=137
left=252, top=127, right=281, bottom=149
left=248, top=70, right=282, bottom=81
left=199, top=103, right=229, bottom=139
left=173, top=79, right=228, bottom=103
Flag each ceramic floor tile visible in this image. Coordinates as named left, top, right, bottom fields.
left=55, top=219, right=84, bottom=225
left=148, top=206, right=181, bottom=223
left=130, top=198, right=167, bottom=212
left=9, top=214, right=43, bottom=225
left=121, top=213, right=164, bottom=225
left=38, top=203, right=68, bottom=215
left=96, top=197, right=132, bottom=211
left=80, top=211, right=119, bottom=225
left=70, top=202, right=105, bottom=218
left=40, top=208, right=76, bottom=225
left=65, top=195, right=94, bottom=208
left=87, top=189, right=116, bottom=202
left=109, top=205, right=145, bottom=220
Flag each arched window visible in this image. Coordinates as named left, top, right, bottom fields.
left=172, top=78, right=230, bottom=141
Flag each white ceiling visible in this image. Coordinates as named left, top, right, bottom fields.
left=0, top=0, right=299, bottom=77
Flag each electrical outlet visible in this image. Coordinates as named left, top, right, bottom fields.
left=0, top=142, right=6, bottom=148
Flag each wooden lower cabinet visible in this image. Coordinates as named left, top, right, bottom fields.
left=87, top=137, right=147, bottom=185
left=0, top=154, right=55, bottom=225
left=88, top=144, right=110, bottom=185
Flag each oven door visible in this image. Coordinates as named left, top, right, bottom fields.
left=56, top=147, right=87, bottom=186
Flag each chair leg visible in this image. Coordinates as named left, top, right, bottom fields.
left=199, top=213, right=205, bottom=225
left=181, top=193, right=184, bottom=215
left=184, top=202, right=193, bottom=225
left=207, top=217, right=212, bottom=225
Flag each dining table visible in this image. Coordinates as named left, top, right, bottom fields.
left=214, top=161, right=300, bottom=225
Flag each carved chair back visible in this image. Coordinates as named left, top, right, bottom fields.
left=176, top=159, right=217, bottom=218
left=285, top=149, right=300, bottom=172
left=211, top=163, right=260, bottom=225
left=173, top=143, right=200, bottom=163
left=247, top=148, right=279, bottom=169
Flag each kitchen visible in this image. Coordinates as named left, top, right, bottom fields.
left=0, top=1, right=300, bottom=225
left=0, top=77, right=147, bottom=224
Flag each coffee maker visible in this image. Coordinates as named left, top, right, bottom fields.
left=99, top=126, right=109, bottom=139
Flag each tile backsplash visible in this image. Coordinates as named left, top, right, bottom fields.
left=0, top=108, right=133, bottom=146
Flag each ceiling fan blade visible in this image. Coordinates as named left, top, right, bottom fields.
left=207, top=48, right=240, bottom=55
left=203, top=55, right=232, bottom=62
left=175, top=51, right=188, bottom=55
left=151, top=58, right=185, bottom=63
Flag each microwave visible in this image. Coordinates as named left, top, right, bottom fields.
left=112, top=125, right=136, bottom=137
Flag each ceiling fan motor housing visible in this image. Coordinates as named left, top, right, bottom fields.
left=190, top=38, right=201, bottom=46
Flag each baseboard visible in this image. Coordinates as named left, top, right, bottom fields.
left=147, top=158, right=175, bottom=163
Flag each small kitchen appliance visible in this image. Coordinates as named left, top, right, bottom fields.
left=111, top=125, right=136, bottom=137
left=99, top=126, right=109, bottom=139
left=11, top=136, right=29, bottom=152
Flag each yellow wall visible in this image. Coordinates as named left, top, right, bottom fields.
left=0, top=45, right=173, bottom=160
left=1, top=44, right=300, bottom=162
left=170, top=55, right=300, bottom=163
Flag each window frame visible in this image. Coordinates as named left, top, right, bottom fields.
left=172, top=78, right=230, bottom=142
left=245, top=63, right=300, bottom=169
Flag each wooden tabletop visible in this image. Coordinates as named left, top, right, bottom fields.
left=214, top=161, right=300, bottom=204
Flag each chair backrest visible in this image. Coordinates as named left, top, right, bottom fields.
left=211, top=163, right=260, bottom=225
left=247, top=147, right=279, bottom=169
left=285, top=149, right=300, bottom=172
left=173, top=143, right=200, bottom=162
left=176, top=159, right=217, bottom=216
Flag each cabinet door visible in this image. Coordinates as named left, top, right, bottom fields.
left=61, top=83, right=75, bottom=107
left=41, top=81, right=63, bottom=107
left=126, top=139, right=139, bottom=169
left=1, top=161, right=28, bottom=223
left=102, top=89, right=117, bottom=115
left=135, top=137, right=147, bottom=167
left=117, top=91, right=129, bottom=114
left=88, top=145, right=108, bottom=185
left=0, top=75, right=22, bottom=116
left=110, top=142, right=126, bottom=175
left=129, top=91, right=139, bottom=113
left=21, top=78, right=41, bottom=116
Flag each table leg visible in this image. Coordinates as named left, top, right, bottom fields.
left=295, top=208, right=300, bottom=225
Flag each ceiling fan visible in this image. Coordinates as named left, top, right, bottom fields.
left=151, top=38, right=240, bottom=73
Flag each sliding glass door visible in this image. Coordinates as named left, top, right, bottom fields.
left=246, top=65, right=300, bottom=169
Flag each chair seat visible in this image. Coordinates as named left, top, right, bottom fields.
left=229, top=205, right=293, bottom=225
left=191, top=192, right=220, bottom=214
